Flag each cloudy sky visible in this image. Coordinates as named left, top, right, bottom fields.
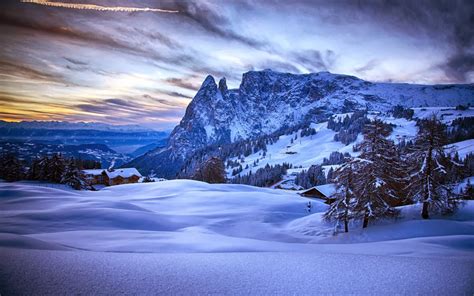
left=0, top=0, right=472, bottom=129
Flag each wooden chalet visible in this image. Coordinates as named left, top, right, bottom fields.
left=83, top=168, right=142, bottom=186
left=299, top=184, right=337, bottom=203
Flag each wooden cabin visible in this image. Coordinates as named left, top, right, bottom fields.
left=299, top=184, right=337, bottom=204
left=83, top=169, right=108, bottom=185
left=83, top=168, right=142, bottom=186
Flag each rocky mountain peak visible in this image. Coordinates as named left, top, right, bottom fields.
left=218, top=77, right=228, bottom=95
left=127, top=69, right=474, bottom=178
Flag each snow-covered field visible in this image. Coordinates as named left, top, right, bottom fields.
left=0, top=180, right=473, bottom=294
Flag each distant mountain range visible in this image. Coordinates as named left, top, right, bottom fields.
left=126, top=69, right=474, bottom=178
left=0, top=142, right=130, bottom=168
left=0, top=121, right=169, bottom=154
left=0, top=120, right=156, bottom=132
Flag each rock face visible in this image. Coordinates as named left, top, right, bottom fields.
left=128, top=69, right=474, bottom=177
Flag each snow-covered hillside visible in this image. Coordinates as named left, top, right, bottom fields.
left=226, top=121, right=361, bottom=178
left=227, top=107, right=474, bottom=179
left=0, top=181, right=473, bottom=294
left=1, top=180, right=473, bottom=253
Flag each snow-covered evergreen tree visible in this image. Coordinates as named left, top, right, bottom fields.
left=193, top=157, right=226, bottom=184
left=61, top=159, right=86, bottom=190
left=232, top=163, right=291, bottom=187
left=47, top=153, right=66, bottom=183
left=295, top=165, right=327, bottom=189
left=0, top=154, right=23, bottom=182
left=324, top=161, right=355, bottom=233
left=326, top=167, right=335, bottom=183
left=407, top=116, right=462, bottom=219
left=462, top=179, right=473, bottom=200
left=351, top=119, right=403, bottom=228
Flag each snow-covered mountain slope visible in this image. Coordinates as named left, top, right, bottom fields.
left=227, top=107, right=474, bottom=179
left=226, top=121, right=361, bottom=178
left=448, top=139, right=474, bottom=159
left=129, top=69, right=473, bottom=177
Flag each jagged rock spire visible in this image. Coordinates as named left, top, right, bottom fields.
left=218, top=77, right=228, bottom=94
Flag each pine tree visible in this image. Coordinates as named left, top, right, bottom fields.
left=35, top=156, right=50, bottom=181
left=61, top=159, right=86, bottom=190
left=193, top=157, right=226, bottom=184
left=28, top=157, right=43, bottom=180
left=0, top=154, right=24, bottom=182
left=462, top=179, right=473, bottom=200
left=351, top=119, right=402, bottom=228
left=326, top=167, right=334, bottom=183
left=324, top=161, right=355, bottom=233
left=47, top=153, right=66, bottom=183
left=407, top=116, right=462, bottom=219
left=295, top=165, right=326, bottom=188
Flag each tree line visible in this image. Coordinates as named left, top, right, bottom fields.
left=0, top=153, right=101, bottom=190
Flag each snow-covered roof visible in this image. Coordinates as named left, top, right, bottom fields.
left=82, top=169, right=105, bottom=176
left=105, top=168, right=142, bottom=179
left=314, top=184, right=337, bottom=197
left=82, top=168, right=142, bottom=178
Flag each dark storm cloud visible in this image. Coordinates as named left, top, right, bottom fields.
left=0, top=10, right=200, bottom=68
left=0, top=12, right=132, bottom=51
left=64, top=57, right=112, bottom=76
left=76, top=99, right=148, bottom=114
left=355, top=60, right=380, bottom=75
left=143, top=94, right=189, bottom=106
left=165, top=77, right=201, bottom=91
left=362, top=0, right=473, bottom=82
left=0, top=92, right=40, bottom=105
left=319, top=0, right=473, bottom=82
left=252, top=60, right=301, bottom=74
left=75, top=96, right=183, bottom=115
left=441, top=53, right=474, bottom=82
left=291, top=50, right=336, bottom=72
left=73, top=96, right=185, bottom=125
left=104, top=98, right=137, bottom=108
left=64, top=57, right=88, bottom=66
left=165, top=92, right=192, bottom=100
left=0, top=60, right=67, bottom=84
left=167, top=1, right=265, bottom=49
left=130, top=27, right=182, bottom=50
